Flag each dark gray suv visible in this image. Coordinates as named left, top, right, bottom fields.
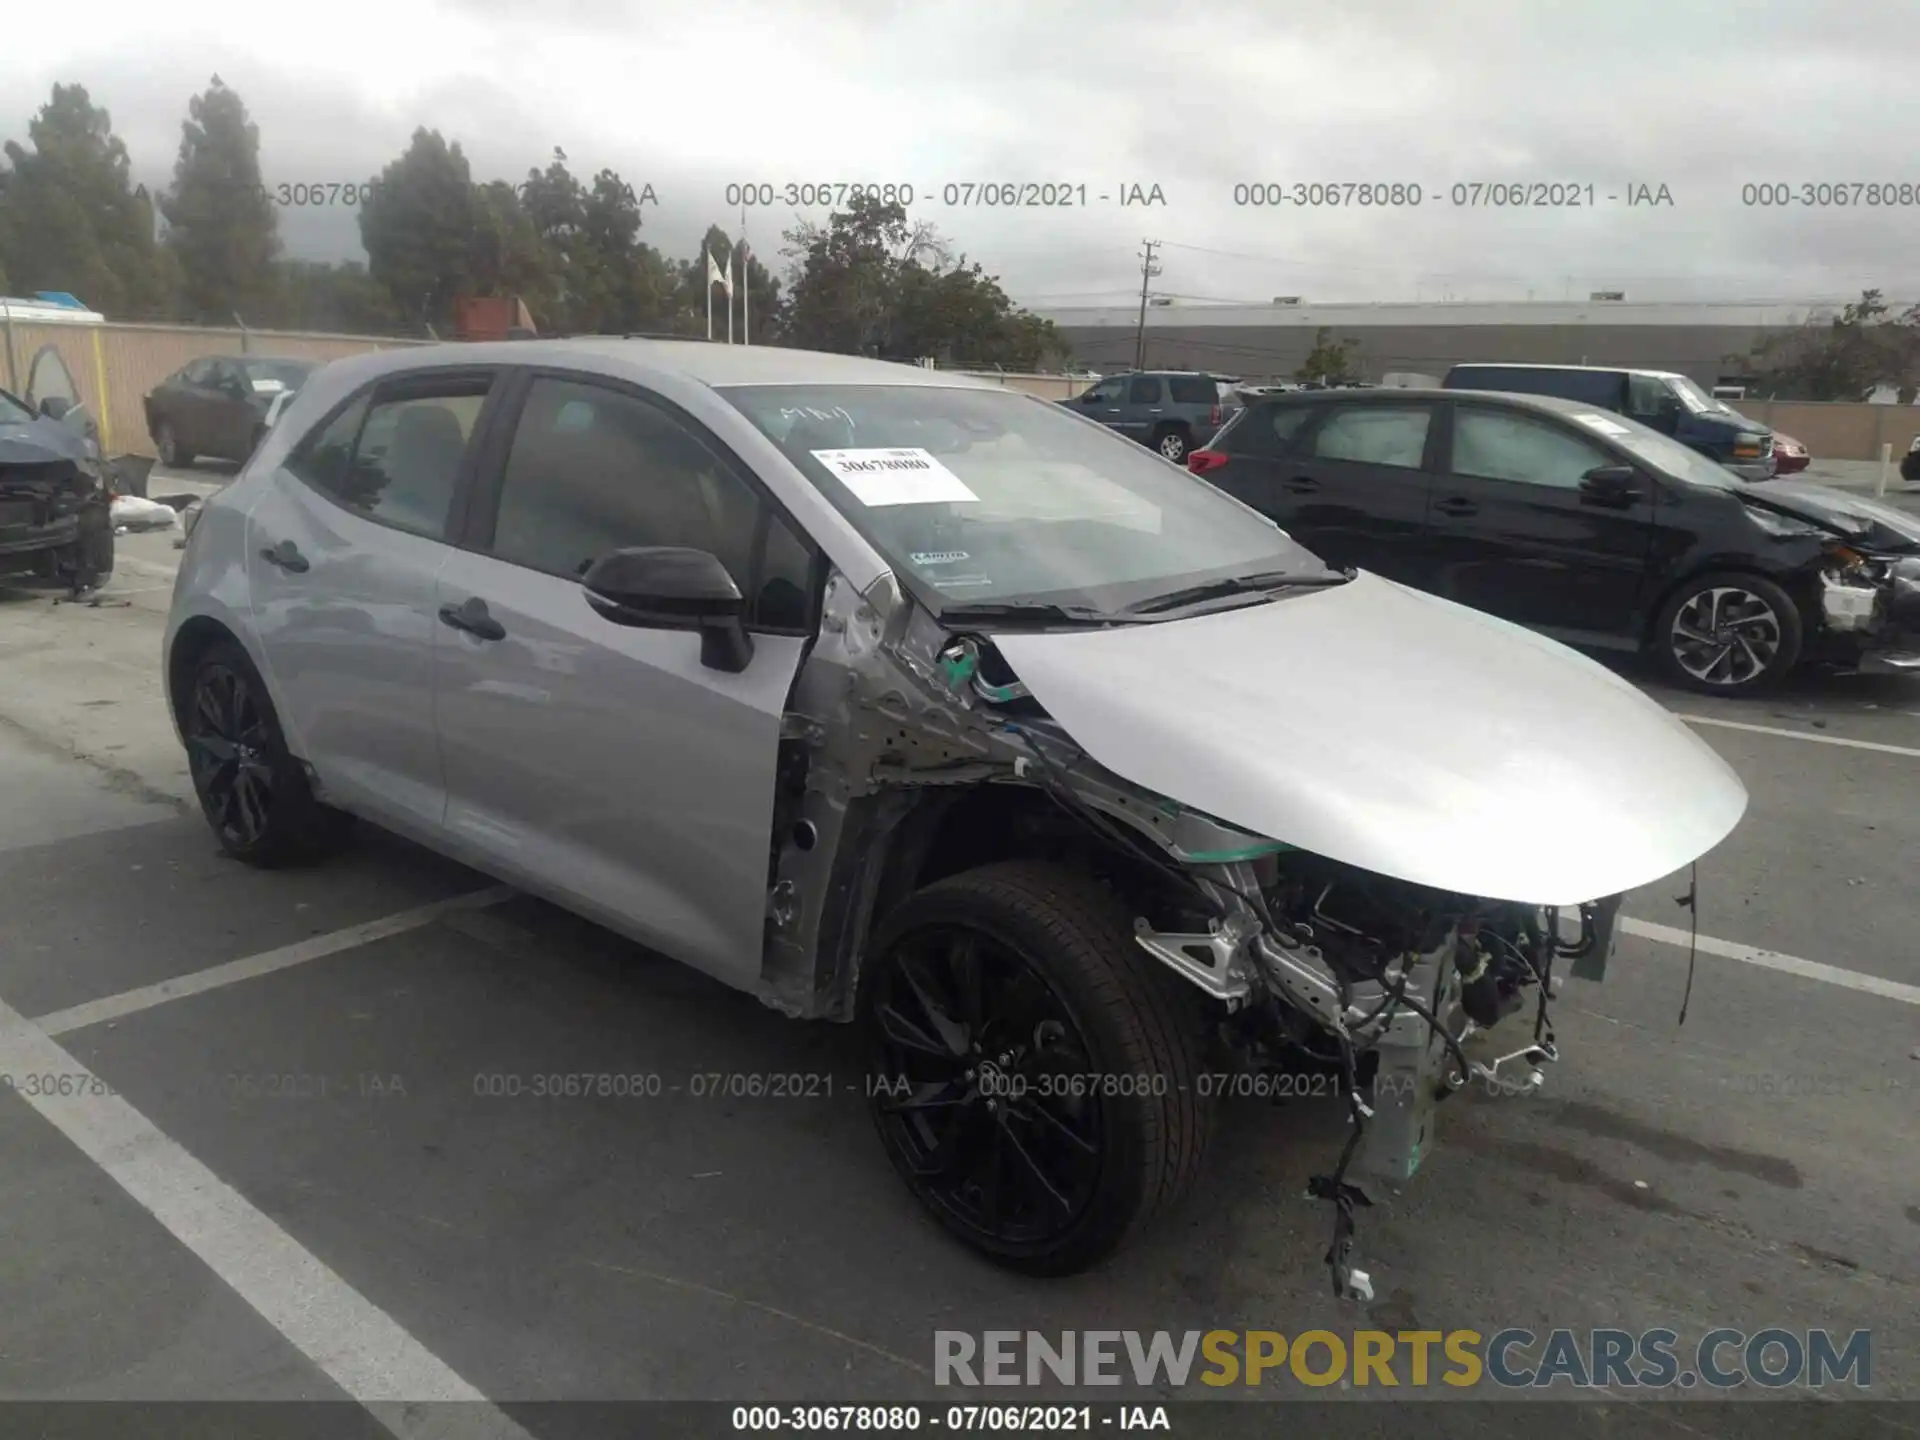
left=1062, top=370, right=1240, bottom=463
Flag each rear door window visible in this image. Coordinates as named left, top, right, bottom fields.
left=1307, top=406, right=1432, bottom=469
left=1128, top=376, right=1163, bottom=405
left=286, top=377, right=492, bottom=540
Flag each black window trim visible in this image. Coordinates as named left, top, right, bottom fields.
left=457, top=365, right=826, bottom=638
left=280, top=365, right=507, bottom=545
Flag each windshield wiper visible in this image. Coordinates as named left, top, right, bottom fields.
left=1123, top=568, right=1353, bottom=615
left=937, top=599, right=1135, bottom=627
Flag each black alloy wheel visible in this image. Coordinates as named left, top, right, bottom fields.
left=862, top=862, right=1211, bottom=1275
left=184, top=641, right=350, bottom=865
left=1654, top=571, right=1803, bottom=695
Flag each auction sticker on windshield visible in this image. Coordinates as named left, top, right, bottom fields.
left=1571, top=412, right=1631, bottom=437
left=811, top=448, right=980, bottom=507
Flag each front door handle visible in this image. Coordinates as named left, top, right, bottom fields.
left=1433, top=497, right=1478, bottom=518
left=1284, top=477, right=1319, bottom=493
left=438, top=597, right=507, bottom=642
left=259, top=538, right=309, bottom=573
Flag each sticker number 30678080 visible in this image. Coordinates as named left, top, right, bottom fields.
left=809, top=448, right=981, bottom=507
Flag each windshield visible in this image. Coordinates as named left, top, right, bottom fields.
left=1565, top=408, right=1745, bottom=488
left=1664, top=374, right=1732, bottom=416
left=244, top=359, right=317, bottom=391
left=721, top=384, right=1338, bottom=612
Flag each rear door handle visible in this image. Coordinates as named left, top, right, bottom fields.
left=438, top=597, right=507, bottom=642
left=1433, top=497, right=1478, bottom=518
left=259, top=539, right=309, bottom=573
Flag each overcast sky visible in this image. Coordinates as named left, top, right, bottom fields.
left=6, top=0, right=1919, bottom=311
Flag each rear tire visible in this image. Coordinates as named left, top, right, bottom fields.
left=183, top=640, right=353, bottom=867
left=1152, top=426, right=1191, bottom=464
left=1653, top=570, right=1803, bottom=695
left=861, top=861, right=1213, bottom=1275
left=154, top=421, right=193, bottom=469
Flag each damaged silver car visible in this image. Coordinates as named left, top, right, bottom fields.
left=164, top=342, right=1748, bottom=1289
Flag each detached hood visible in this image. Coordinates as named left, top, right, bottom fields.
left=992, top=573, right=1748, bottom=906
left=1740, top=479, right=1920, bottom=553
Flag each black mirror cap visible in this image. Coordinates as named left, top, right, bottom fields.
left=1583, top=464, right=1638, bottom=485
left=583, top=546, right=742, bottom=618
left=38, top=395, right=72, bottom=421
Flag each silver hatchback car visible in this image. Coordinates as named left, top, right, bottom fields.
left=165, top=340, right=1747, bottom=1288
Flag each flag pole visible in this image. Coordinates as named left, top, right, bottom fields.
left=704, top=247, right=713, bottom=341
left=741, top=204, right=750, bottom=346
left=726, top=239, right=735, bottom=345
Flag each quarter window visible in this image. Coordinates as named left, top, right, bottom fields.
left=1451, top=409, right=1612, bottom=489
left=1308, top=406, right=1432, bottom=469
left=488, top=377, right=815, bottom=630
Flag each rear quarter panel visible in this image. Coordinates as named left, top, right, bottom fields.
left=162, top=481, right=271, bottom=745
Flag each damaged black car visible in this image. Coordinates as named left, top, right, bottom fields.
left=0, top=383, right=114, bottom=591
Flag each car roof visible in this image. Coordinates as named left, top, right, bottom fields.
left=350, top=338, right=1010, bottom=391
left=1264, top=386, right=1601, bottom=418
left=187, top=354, right=318, bottom=366
left=1446, top=362, right=1681, bottom=380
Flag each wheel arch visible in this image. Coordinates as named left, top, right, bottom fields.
left=1640, top=555, right=1820, bottom=650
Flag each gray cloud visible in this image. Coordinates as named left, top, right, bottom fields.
left=6, top=0, right=1918, bottom=307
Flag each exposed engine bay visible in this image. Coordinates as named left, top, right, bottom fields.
left=759, top=568, right=1638, bottom=1298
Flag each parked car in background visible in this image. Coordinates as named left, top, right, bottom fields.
left=163, top=339, right=1748, bottom=1287
left=1441, top=364, right=1775, bottom=482
left=0, top=382, right=113, bottom=588
left=1902, top=434, right=1920, bottom=483
left=1061, top=370, right=1240, bottom=463
left=1771, top=432, right=1810, bottom=474
left=1189, top=387, right=1920, bottom=694
left=145, top=356, right=322, bottom=468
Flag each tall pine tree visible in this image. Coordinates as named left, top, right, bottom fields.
left=160, top=77, right=280, bottom=324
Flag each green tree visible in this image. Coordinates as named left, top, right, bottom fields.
left=1735, top=289, right=1920, bottom=401
left=1295, top=327, right=1364, bottom=385
left=469, top=179, right=556, bottom=323
left=272, top=260, right=403, bottom=334
left=892, top=256, right=1063, bottom=368
left=159, top=77, right=279, bottom=323
left=781, top=194, right=943, bottom=355
left=360, top=128, right=478, bottom=332
left=0, top=84, right=176, bottom=318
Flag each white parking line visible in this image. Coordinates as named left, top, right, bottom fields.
left=0, top=997, right=533, bottom=1434
left=1621, top=916, right=1920, bottom=1005
left=1677, top=713, right=1920, bottom=759
left=33, top=885, right=515, bottom=1036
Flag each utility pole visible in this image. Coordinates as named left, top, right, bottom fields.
left=1132, top=239, right=1161, bottom=370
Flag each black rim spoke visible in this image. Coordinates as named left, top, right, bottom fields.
left=191, top=665, right=274, bottom=845
left=870, top=923, right=1105, bottom=1248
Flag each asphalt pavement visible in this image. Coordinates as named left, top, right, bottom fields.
left=0, top=462, right=1916, bottom=1438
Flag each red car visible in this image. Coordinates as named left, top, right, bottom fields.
left=1771, top=432, right=1810, bottom=473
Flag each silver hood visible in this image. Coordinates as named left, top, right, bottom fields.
left=992, top=572, right=1748, bottom=906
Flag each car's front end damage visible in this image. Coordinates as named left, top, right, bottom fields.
left=757, top=561, right=1744, bottom=1295
left=0, top=426, right=113, bottom=589
left=1741, top=482, right=1920, bottom=673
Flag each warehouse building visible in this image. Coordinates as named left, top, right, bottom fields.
left=1033, top=298, right=1883, bottom=391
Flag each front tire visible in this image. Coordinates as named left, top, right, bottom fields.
left=183, top=640, right=352, bottom=866
left=1653, top=571, right=1803, bottom=695
left=861, top=861, right=1212, bottom=1275
left=1152, top=426, right=1191, bottom=464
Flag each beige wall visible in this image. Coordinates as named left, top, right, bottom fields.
left=1732, top=400, right=1920, bottom=462
left=0, top=321, right=420, bottom=459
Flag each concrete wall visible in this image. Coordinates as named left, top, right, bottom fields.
left=1738, top=400, right=1920, bottom=461
left=0, top=321, right=421, bottom=459
left=1051, top=321, right=1783, bottom=390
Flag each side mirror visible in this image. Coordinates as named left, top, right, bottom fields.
left=1579, top=464, right=1641, bottom=505
left=581, top=546, right=754, bottom=673
left=38, top=395, right=72, bottom=421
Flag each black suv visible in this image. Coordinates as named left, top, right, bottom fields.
left=1061, top=371, right=1240, bottom=463
left=1189, top=388, right=1920, bottom=694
